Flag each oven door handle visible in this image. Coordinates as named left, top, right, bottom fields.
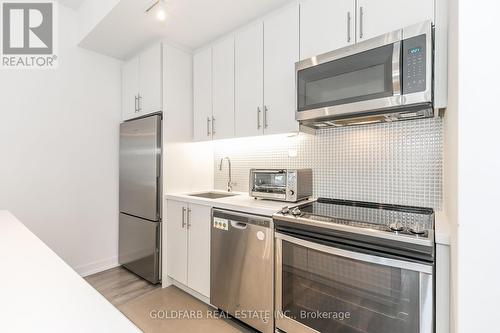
left=275, top=232, right=432, bottom=274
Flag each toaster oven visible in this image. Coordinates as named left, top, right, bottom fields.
left=249, top=169, right=312, bottom=202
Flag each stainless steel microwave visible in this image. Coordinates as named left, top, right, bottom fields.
left=249, top=169, right=312, bottom=202
left=296, top=21, right=434, bottom=128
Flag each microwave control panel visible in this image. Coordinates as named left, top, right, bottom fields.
left=286, top=171, right=297, bottom=201
left=402, top=34, right=427, bottom=94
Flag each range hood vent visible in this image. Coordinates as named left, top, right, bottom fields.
left=299, top=107, right=435, bottom=130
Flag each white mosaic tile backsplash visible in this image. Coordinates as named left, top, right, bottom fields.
left=214, top=118, right=443, bottom=210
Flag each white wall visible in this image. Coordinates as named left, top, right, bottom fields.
left=0, top=4, right=122, bottom=276
left=456, top=0, right=500, bottom=331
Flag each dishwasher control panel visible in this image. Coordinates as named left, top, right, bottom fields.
left=213, top=217, right=229, bottom=231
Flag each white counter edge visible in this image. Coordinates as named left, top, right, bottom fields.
left=0, top=211, right=141, bottom=333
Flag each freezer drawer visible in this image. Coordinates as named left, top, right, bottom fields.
left=119, top=213, right=160, bottom=284
left=119, top=115, right=161, bottom=221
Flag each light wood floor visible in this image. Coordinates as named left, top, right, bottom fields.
left=85, top=266, right=252, bottom=333
left=85, top=266, right=160, bottom=307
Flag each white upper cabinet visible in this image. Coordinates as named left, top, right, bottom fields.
left=163, top=44, right=193, bottom=143
left=263, top=4, right=299, bottom=135
left=300, top=0, right=435, bottom=59
left=138, top=43, right=163, bottom=116
left=122, top=57, right=139, bottom=121
left=300, top=0, right=355, bottom=60
left=235, top=21, right=264, bottom=138
left=192, top=0, right=440, bottom=140
left=357, top=0, right=434, bottom=42
left=212, top=36, right=235, bottom=140
left=122, top=43, right=162, bottom=121
left=234, top=4, right=300, bottom=138
left=193, top=48, right=213, bottom=141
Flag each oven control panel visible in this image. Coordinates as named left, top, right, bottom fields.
left=402, top=34, right=427, bottom=94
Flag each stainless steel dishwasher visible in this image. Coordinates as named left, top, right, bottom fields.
left=211, top=209, right=273, bottom=333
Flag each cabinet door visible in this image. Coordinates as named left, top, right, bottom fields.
left=187, top=203, right=212, bottom=298
left=235, top=21, right=264, bottom=138
left=164, top=44, right=193, bottom=143
left=138, top=43, right=162, bottom=115
left=193, top=48, right=213, bottom=141
left=212, top=36, right=235, bottom=140
left=166, top=200, right=188, bottom=285
left=264, top=4, right=299, bottom=135
left=357, top=0, right=434, bottom=41
left=122, top=57, right=139, bottom=121
left=300, top=0, right=355, bottom=60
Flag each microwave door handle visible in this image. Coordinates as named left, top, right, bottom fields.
left=392, top=41, right=402, bottom=98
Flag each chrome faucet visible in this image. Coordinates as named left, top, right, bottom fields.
left=219, top=157, right=233, bottom=192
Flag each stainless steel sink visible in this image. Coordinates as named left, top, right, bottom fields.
left=188, top=192, right=239, bottom=199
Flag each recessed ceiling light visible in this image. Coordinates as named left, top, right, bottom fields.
left=156, top=8, right=166, bottom=21
left=146, top=0, right=167, bottom=21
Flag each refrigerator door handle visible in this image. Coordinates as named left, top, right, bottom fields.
left=156, top=176, right=161, bottom=220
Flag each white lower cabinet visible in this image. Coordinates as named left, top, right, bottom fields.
left=186, top=203, right=211, bottom=297
left=166, top=200, right=188, bottom=285
left=166, top=200, right=211, bottom=298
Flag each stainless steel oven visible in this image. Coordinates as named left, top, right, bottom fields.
left=273, top=198, right=435, bottom=333
left=296, top=21, right=435, bottom=128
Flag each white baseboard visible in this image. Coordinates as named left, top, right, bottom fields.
left=75, top=256, right=120, bottom=277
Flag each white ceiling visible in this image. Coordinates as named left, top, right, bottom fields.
left=79, top=0, right=295, bottom=59
left=57, top=0, right=86, bottom=9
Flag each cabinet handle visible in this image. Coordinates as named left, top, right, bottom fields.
left=264, top=106, right=269, bottom=129
left=347, top=12, right=352, bottom=43
left=257, top=107, right=262, bottom=129
left=137, top=94, right=142, bottom=112
left=212, top=116, right=216, bottom=135
left=181, top=207, right=187, bottom=228
left=134, top=95, right=138, bottom=112
left=207, top=117, right=211, bottom=136
left=359, top=6, right=364, bottom=39
left=187, top=208, right=192, bottom=229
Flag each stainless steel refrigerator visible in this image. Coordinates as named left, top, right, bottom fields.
left=119, top=114, right=161, bottom=284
